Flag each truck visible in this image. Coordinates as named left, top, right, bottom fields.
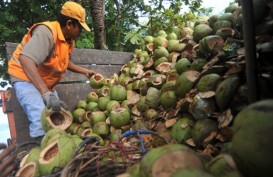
left=1, top=42, right=133, bottom=145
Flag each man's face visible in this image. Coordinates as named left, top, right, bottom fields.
left=67, top=21, right=82, bottom=40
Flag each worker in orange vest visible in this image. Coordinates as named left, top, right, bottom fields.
left=8, top=1, right=96, bottom=141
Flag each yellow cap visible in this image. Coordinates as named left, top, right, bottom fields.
left=61, top=1, right=91, bottom=32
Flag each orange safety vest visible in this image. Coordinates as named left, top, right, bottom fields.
left=8, top=21, right=74, bottom=89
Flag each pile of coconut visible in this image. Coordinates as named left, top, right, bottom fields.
left=15, top=1, right=273, bottom=177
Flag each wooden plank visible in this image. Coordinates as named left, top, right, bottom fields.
left=9, top=88, right=32, bottom=144
left=55, top=83, right=92, bottom=110
left=71, top=48, right=133, bottom=64
left=5, top=42, right=134, bottom=65
left=61, top=64, right=123, bottom=82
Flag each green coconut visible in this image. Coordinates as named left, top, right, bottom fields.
left=178, top=27, right=193, bottom=38
left=81, top=121, right=91, bottom=128
left=40, top=128, right=67, bottom=149
left=157, top=30, right=167, bottom=37
left=189, top=95, right=216, bottom=120
left=231, top=100, right=273, bottom=177
left=160, top=90, right=177, bottom=109
left=167, top=39, right=179, bottom=52
left=76, top=100, right=87, bottom=110
left=72, top=108, right=86, bottom=123
left=212, top=20, right=232, bottom=34
left=146, top=87, right=161, bottom=109
left=39, top=136, right=76, bottom=176
left=208, top=14, right=220, bottom=28
left=91, top=111, right=106, bottom=125
left=85, top=133, right=105, bottom=146
left=197, top=73, right=221, bottom=92
left=21, top=147, right=41, bottom=167
left=225, top=3, right=239, bottom=13
left=144, top=108, right=159, bottom=120
left=193, top=24, right=213, bottom=42
left=70, top=134, right=83, bottom=148
left=109, top=129, right=123, bottom=141
left=126, top=163, right=140, bottom=177
left=109, top=107, right=131, bottom=128
left=93, top=122, right=109, bottom=137
left=110, top=84, right=127, bottom=101
left=97, top=86, right=110, bottom=97
left=41, top=107, right=73, bottom=132
left=97, top=96, right=111, bottom=111
left=206, top=154, right=242, bottom=177
left=106, top=100, right=120, bottom=114
left=191, top=58, right=207, bottom=72
left=16, top=161, right=40, bottom=177
left=171, top=117, right=194, bottom=144
left=175, top=70, right=200, bottom=98
left=76, top=127, right=92, bottom=137
left=171, top=168, right=214, bottom=177
left=154, top=57, right=168, bottom=67
left=90, top=73, right=104, bottom=89
left=215, top=76, right=240, bottom=111
left=137, top=96, right=149, bottom=112
left=66, top=123, right=81, bottom=134
left=175, top=58, right=191, bottom=75
left=161, top=80, right=176, bottom=93
left=144, top=35, right=154, bottom=44
left=191, top=119, right=218, bottom=147
left=199, top=35, right=224, bottom=57
left=139, top=144, right=204, bottom=177
left=86, top=101, right=99, bottom=111
left=218, top=13, right=234, bottom=24
left=153, top=36, right=168, bottom=50
left=154, top=46, right=169, bottom=60
left=167, top=32, right=178, bottom=40
left=86, top=91, right=99, bottom=103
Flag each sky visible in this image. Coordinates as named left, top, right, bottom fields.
left=0, top=0, right=234, bottom=144
left=201, top=0, right=234, bottom=14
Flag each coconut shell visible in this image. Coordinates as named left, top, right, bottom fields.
left=109, top=108, right=131, bottom=128
left=16, top=161, right=40, bottom=177
left=175, top=70, right=200, bottom=98
left=171, top=117, right=194, bottom=144
left=41, top=107, right=73, bottom=132
left=39, top=136, right=76, bottom=176
left=191, top=119, right=218, bottom=147
left=171, top=168, right=214, bottom=177
left=215, top=76, right=241, bottom=111
left=232, top=100, right=273, bottom=177
left=139, top=144, right=204, bottom=177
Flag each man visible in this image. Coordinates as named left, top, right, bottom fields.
left=8, top=1, right=96, bottom=140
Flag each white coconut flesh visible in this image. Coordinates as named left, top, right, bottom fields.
left=46, top=111, right=71, bottom=129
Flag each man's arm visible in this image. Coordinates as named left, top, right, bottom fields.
left=68, top=61, right=96, bottom=78
left=20, top=55, right=49, bottom=94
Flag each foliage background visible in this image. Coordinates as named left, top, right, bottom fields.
left=0, top=0, right=216, bottom=86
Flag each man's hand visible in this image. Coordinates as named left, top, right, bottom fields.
left=0, top=143, right=17, bottom=177
left=42, top=92, right=67, bottom=111
left=85, top=69, right=96, bottom=79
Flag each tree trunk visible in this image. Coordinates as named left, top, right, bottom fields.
left=90, top=0, right=105, bottom=49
